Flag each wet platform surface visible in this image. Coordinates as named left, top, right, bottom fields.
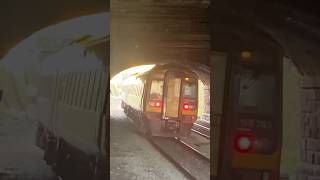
left=110, top=97, right=188, bottom=180
left=0, top=116, right=57, bottom=180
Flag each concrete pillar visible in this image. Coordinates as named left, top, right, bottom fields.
left=281, top=57, right=302, bottom=180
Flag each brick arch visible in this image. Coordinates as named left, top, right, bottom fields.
left=0, top=0, right=107, bottom=58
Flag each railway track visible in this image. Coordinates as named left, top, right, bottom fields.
left=149, top=136, right=210, bottom=180
left=175, top=137, right=210, bottom=161
left=190, top=128, right=210, bottom=139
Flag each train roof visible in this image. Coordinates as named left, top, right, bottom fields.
left=40, top=36, right=108, bottom=76
left=136, top=63, right=198, bottom=79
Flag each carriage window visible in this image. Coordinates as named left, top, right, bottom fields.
left=89, top=71, right=97, bottom=111
left=69, top=73, right=76, bottom=105
left=75, top=73, right=83, bottom=107
left=62, top=75, right=68, bottom=103
left=86, top=71, right=94, bottom=111
left=85, top=41, right=107, bottom=66
left=149, top=80, right=163, bottom=100
left=183, top=83, right=196, bottom=99
left=81, top=72, right=89, bottom=109
left=66, top=73, right=71, bottom=105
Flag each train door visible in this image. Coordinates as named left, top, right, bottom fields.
left=163, top=71, right=181, bottom=120
left=160, top=71, right=198, bottom=137
left=211, top=48, right=282, bottom=180
left=147, top=71, right=181, bottom=137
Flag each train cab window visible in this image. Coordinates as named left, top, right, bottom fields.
left=238, top=68, right=276, bottom=115
left=148, top=80, right=164, bottom=110
left=149, top=80, right=163, bottom=100
left=183, top=82, right=196, bottom=99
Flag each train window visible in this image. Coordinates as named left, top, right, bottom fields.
left=71, top=73, right=78, bottom=106
left=68, top=73, right=75, bottom=105
left=86, top=71, right=94, bottom=111
left=85, top=41, right=107, bottom=66
left=64, top=73, right=70, bottom=105
left=75, top=73, right=83, bottom=107
left=62, top=74, right=68, bottom=104
left=59, top=74, right=64, bottom=103
left=149, top=80, right=163, bottom=100
left=83, top=71, right=92, bottom=110
left=79, top=73, right=87, bottom=108
left=70, top=73, right=76, bottom=105
left=237, top=68, right=276, bottom=115
left=183, top=83, right=196, bottom=99
left=80, top=73, right=86, bottom=108
left=91, top=71, right=102, bottom=111
left=89, top=71, right=97, bottom=111
left=95, top=71, right=105, bottom=111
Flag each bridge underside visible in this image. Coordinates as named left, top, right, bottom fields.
left=111, top=0, right=210, bottom=77
left=0, top=0, right=107, bottom=58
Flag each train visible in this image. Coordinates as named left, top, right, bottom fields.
left=120, top=64, right=199, bottom=137
left=34, top=35, right=109, bottom=180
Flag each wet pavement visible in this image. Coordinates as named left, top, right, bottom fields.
left=110, top=97, right=188, bottom=180
left=0, top=116, right=57, bottom=180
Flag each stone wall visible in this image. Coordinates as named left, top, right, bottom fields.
left=299, top=76, right=320, bottom=180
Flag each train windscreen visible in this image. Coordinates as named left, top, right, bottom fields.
left=183, top=82, right=197, bottom=99
left=238, top=69, right=276, bottom=115
left=149, top=80, right=164, bottom=109
left=149, top=80, right=164, bottom=100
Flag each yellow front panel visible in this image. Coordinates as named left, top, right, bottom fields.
left=232, top=150, right=281, bottom=171
left=146, top=105, right=161, bottom=113
left=182, top=109, right=197, bottom=116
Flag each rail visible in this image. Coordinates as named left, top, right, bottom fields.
left=149, top=136, right=210, bottom=180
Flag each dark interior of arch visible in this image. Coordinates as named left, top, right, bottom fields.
left=0, top=0, right=108, bottom=58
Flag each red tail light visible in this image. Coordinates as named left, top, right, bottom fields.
left=183, top=103, right=190, bottom=110
left=155, top=101, right=161, bottom=108
left=234, top=132, right=255, bottom=153
left=149, top=100, right=162, bottom=108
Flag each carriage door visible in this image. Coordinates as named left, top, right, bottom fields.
left=162, top=71, right=182, bottom=131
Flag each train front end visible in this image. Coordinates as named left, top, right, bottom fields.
left=145, top=66, right=198, bottom=137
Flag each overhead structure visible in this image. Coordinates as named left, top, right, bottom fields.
left=0, top=0, right=107, bottom=58
left=111, top=0, right=211, bottom=77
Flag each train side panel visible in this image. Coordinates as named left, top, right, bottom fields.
left=122, top=77, right=144, bottom=112
left=35, top=36, right=109, bottom=179
left=55, top=104, right=101, bottom=154
left=35, top=75, right=56, bottom=149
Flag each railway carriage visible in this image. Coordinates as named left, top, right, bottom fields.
left=35, top=35, right=109, bottom=180
left=121, top=64, right=199, bottom=137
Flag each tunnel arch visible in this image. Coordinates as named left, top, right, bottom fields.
left=110, top=61, right=210, bottom=86
left=0, top=12, right=109, bottom=119
left=0, top=0, right=108, bottom=58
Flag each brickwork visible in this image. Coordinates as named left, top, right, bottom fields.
left=299, top=76, right=320, bottom=180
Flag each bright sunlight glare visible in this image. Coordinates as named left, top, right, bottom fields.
left=110, top=64, right=155, bottom=84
